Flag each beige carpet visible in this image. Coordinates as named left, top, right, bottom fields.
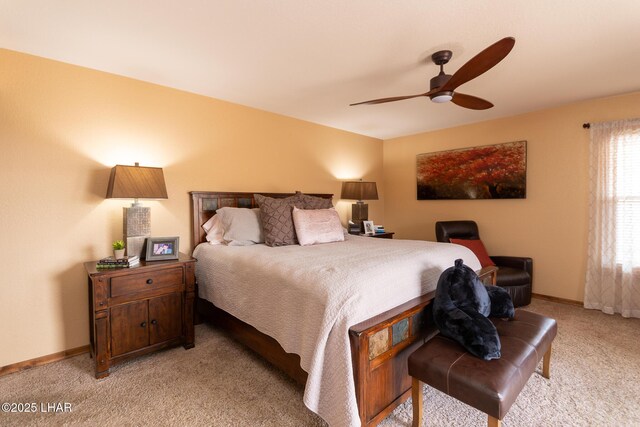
left=1, top=299, right=639, bottom=426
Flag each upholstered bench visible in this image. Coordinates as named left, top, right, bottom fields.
left=408, top=310, right=557, bottom=427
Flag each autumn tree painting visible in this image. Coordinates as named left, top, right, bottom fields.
left=416, top=141, right=526, bottom=199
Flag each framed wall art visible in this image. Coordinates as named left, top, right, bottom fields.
left=416, top=140, right=527, bottom=200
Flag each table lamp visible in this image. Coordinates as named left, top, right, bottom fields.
left=106, top=162, right=168, bottom=257
left=340, top=180, right=378, bottom=232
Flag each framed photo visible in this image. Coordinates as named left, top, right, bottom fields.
left=362, top=220, right=375, bottom=236
left=145, top=236, right=180, bottom=261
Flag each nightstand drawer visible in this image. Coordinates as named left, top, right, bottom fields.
left=111, top=267, right=183, bottom=298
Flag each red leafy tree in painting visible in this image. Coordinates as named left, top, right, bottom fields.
left=417, top=142, right=526, bottom=199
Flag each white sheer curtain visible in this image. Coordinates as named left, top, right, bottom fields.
left=584, top=118, right=640, bottom=318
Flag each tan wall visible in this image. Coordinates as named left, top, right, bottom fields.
left=0, top=49, right=383, bottom=367
left=383, top=91, right=640, bottom=303
left=3, top=45, right=639, bottom=367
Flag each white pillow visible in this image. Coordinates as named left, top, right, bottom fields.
left=202, top=214, right=224, bottom=244
left=216, top=207, right=264, bottom=246
left=292, top=207, right=345, bottom=246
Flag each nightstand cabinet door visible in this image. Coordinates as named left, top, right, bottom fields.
left=110, top=300, right=149, bottom=357
left=149, top=293, right=182, bottom=345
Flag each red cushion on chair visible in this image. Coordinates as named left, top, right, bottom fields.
left=449, top=238, right=496, bottom=268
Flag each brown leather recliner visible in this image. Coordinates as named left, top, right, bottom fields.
left=435, top=220, right=532, bottom=307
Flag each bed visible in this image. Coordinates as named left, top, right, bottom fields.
left=190, top=191, right=495, bottom=426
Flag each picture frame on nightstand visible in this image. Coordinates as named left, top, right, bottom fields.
left=362, top=221, right=375, bottom=236
left=145, top=236, right=180, bottom=261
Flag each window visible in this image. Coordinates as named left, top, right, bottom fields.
left=613, top=128, right=640, bottom=265
left=585, top=118, right=640, bottom=318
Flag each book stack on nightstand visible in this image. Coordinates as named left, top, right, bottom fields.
left=96, top=255, right=140, bottom=269
left=363, top=225, right=395, bottom=239
left=370, top=225, right=394, bottom=239
left=348, top=222, right=395, bottom=239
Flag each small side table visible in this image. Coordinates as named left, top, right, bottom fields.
left=366, top=232, right=395, bottom=239
left=85, top=253, right=196, bottom=378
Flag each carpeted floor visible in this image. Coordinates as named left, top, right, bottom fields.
left=1, top=299, right=639, bottom=426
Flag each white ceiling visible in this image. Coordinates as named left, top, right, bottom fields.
left=2, top=0, right=640, bottom=139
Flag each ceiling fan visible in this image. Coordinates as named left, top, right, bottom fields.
left=350, top=37, right=515, bottom=110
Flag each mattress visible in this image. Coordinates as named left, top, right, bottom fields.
left=193, top=234, right=480, bottom=426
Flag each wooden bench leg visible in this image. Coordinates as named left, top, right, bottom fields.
left=412, top=377, right=423, bottom=427
left=542, top=345, right=552, bottom=379
left=488, top=415, right=502, bottom=427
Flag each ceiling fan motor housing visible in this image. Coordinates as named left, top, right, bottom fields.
left=430, top=72, right=451, bottom=91
left=429, top=49, right=454, bottom=102
left=429, top=72, right=453, bottom=102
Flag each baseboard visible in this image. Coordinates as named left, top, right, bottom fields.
left=532, top=293, right=583, bottom=307
left=0, top=345, right=89, bottom=377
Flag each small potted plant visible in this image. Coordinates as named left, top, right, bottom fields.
left=112, top=240, right=126, bottom=259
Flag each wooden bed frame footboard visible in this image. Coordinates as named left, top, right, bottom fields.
left=189, top=191, right=495, bottom=426
left=195, top=284, right=437, bottom=426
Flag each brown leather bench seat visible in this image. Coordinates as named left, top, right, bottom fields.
left=409, top=309, right=557, bottom=427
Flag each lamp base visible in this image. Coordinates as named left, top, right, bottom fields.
left=123, top=206, right=150, bottom=258
left=126, top=236, right=147, bottom=259
left=352, top=202, right=369, bottom=232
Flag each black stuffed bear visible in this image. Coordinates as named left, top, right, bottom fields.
left=433, top=259, right=515, bottom=360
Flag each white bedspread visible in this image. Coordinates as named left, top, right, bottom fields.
left=193, top=235, right=480, bottom=426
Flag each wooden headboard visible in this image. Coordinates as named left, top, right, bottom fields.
left=189, top=191, right=334, bottom=252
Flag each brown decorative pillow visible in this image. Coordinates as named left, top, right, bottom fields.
left=254, top=194, right=300, bottom=246
left=295, top=191, right=333, bottom=209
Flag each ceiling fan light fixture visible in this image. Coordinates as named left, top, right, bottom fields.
left=430, top=91, right=453, bottom=103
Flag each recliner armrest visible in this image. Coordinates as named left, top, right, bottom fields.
left=490, top=256, right=533, bottom=278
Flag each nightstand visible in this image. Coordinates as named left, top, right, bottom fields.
left=84, top=253, right=196, bottom=378
left=367, top=232, right=395, bottom=239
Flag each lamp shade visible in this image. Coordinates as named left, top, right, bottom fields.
left=340, top=181, right=378, bottom=201
left=106, top=164, right=168, bottom=199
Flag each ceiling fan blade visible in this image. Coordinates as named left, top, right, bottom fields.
left=350, top=92, right=429, bottom=106
left=441, top=37, right=515, bottom=92
left=451, top=92, right=494, bottom=110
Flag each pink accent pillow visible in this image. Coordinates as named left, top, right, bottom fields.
left=292, top=207, right=345, bottom=246
left=449, top=238, right=496, bottom=268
